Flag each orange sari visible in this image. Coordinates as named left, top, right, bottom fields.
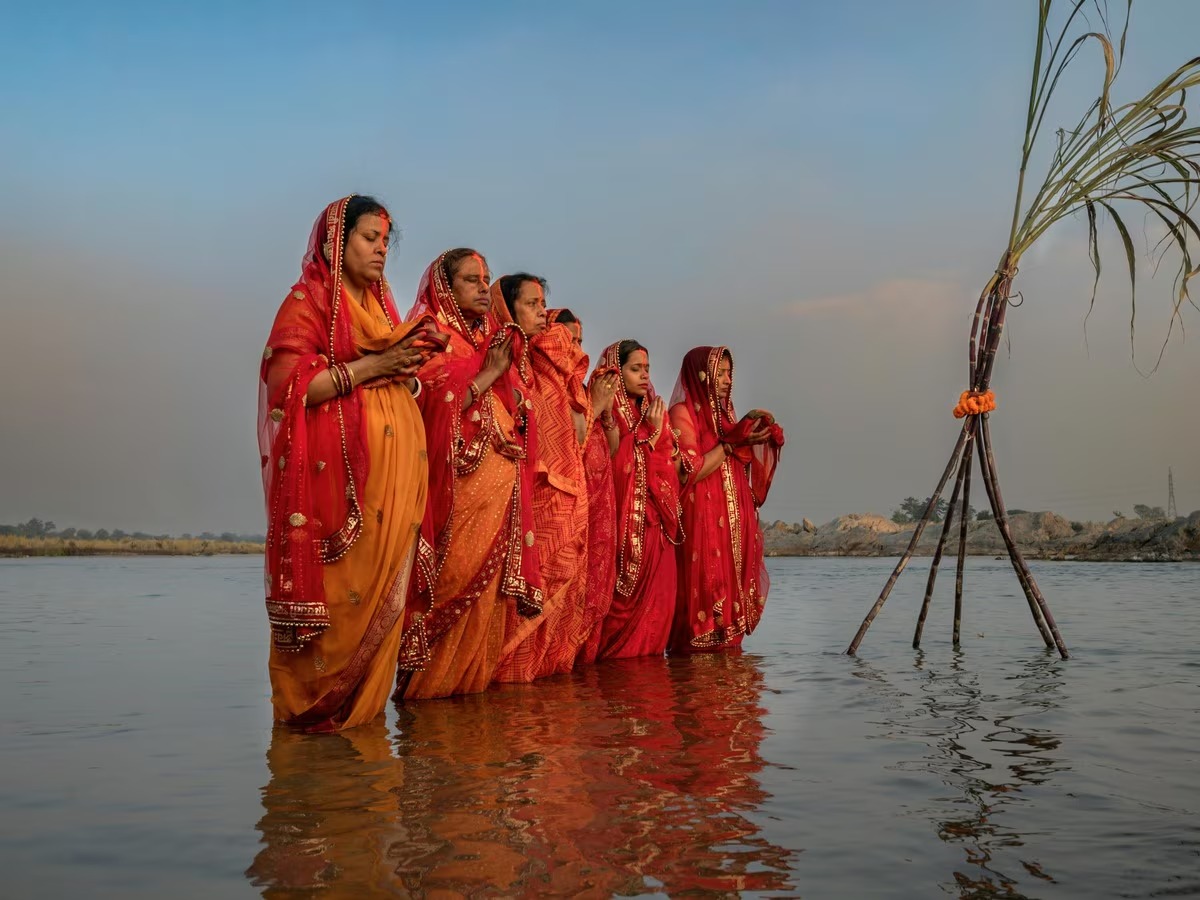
left=397, top=254, right=542, bottom=700
left=492, top=296, right=592, bottom=682
left=258, top=198, right=427, bottom=732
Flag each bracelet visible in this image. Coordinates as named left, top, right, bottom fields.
left=339, top=362, right=356, bottom=394
left=329, top=364, right=344, bottom=396
left=600, top=411, right=615, bottom=429
left=468, top=380, right=482, bottom=405
left=640, top=428, right=661, bottom=447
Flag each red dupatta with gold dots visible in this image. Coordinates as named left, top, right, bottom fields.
left=594, top=341, right=687, bottom=599
left=257, top=197, right=413, bottom=652
left=667, top=346, right=784, bottom=647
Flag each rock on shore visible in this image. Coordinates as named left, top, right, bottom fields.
left=763, top=511, right=1200, bottom=562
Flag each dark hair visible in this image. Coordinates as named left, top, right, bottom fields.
left=554, top=308, right=578, bottom=324
left=618, top=339, right=647, bottom=367
left=442, top=248, right=488, bottom=284
left=343, top=195, right=396, bottom=249
left=498, top=272, right=548, bottom=317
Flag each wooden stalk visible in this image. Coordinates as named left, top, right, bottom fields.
left=977, top=415, right=1069, bottom=658
left=953, top=436, right=975, bottom=646
left=913, top=433, right=972, bottom=649
left=846, top=422, right=971, bottom=655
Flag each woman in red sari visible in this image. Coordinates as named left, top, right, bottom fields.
left=572, top=319, right=621, bottom=666
left=488, top=277, right=593, bottom=681
left=258, top=196, right=437, bottom=731
left=594, top=340, right=689, bottom=660
left=395, top=249, right=543, bottom=700
left=668, top=346, right=785, bottom=652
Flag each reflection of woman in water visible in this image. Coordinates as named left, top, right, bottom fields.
left=246, top=723, right=407, bottom=894
left=595, top=654, right=795, bottom=895
left=247, top=655, right=796, bottom=896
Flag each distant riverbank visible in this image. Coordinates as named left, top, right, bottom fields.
left=6, top=510, right=1198, bottom=562
left=764, top=510, right=1200, bottom=562
left=0, top=535, right=264, bottom=558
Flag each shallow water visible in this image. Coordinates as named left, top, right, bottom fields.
left=0, top=555, right=1197, bottom=898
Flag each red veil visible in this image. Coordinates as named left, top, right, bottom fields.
left=668, top=346, right=784, bottom=649
left=594, top=341, right=689, bottom=599
left=490, top=295, right=591, bottom=494
left=258, top=197, right=408, bottom=651
left=489, top=291, right=593, bottom=676
left=397, top=253, right=542, bottom=669
left=577, top=330, right=618, bottom=664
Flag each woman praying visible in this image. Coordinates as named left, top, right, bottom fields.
left=489, top=278, right=594, bottom=681
left=396, top=249, right=542, bottom=700
left=594, top=340, right=688, bottom=660
left=257, top=196, right=434, bottom=731
left=667, top=346, right=784, bottom=652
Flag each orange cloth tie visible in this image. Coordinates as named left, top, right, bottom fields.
left=953, top=389, right=996, bottom=418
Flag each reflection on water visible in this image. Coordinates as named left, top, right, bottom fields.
left=5, top=557, right=1199, bottom=898
left=247, top=654, right=796, bottom=897
left=854, top=652, right=1069, bottom=899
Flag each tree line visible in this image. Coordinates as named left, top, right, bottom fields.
left=0, top=518, right=264, bottom=544
left=890, top=499, right=1174, bottom=525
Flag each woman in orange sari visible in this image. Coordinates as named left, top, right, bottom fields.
left=488, top=277, right=593, bottom=681
left=258, top=196, right=435, bottom=732
left=395, top=249, right=543, bottom=700
left=668, top=346, right=785, bottom=652
left=594, top=340, right=689, bottom=660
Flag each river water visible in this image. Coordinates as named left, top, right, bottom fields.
left=0, top=556, right=1196, bottom=898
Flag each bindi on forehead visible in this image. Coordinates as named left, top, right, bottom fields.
left=357, top=216, right=389, bottom=238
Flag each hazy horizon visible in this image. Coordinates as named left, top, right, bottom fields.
left=2, top=1, right=1198, bottom=535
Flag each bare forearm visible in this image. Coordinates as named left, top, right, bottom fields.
left=461, top=365, right=505, bottom=413
left=693, top=444, right=727, bottom=481
left=305, top=357, right=413, bottom=405
left=604, top=425, right=619, bottom=457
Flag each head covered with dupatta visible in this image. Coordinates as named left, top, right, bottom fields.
left=593, top=340, right=686, bottom=596
left=258, top=196, right=420, bottom=651
left=396, top=251, right=544, bottom=670
left=668, top=346, right=784, bottom=507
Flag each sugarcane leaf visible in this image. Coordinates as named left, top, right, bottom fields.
left=1096, top=200, right=1139, bottom=359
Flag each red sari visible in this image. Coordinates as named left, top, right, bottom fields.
left=257, top=197, right=428, bottom=731
left=394, top=254, right=542, bottom=700
left=668, top=346, right=784, bottom=652
left=575, top=409, right=617, bottom=666
left=492, top=299, right=592, bottom=682
left=594, top=342, right=688, bottom=660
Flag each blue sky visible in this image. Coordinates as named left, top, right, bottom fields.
left=2, top=1, right=1198, bottom=532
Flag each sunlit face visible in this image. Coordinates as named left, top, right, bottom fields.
left=564, top=321, right=582, bottom=346
left=450, top=254, right=491, bottom=320
left=342, top=214, right=389, bottom=287
left=716, top=353, right=732, bottom=402
left=621, top=349, right=650, bottom=398
left=512, top=279, right=547, bottom=335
